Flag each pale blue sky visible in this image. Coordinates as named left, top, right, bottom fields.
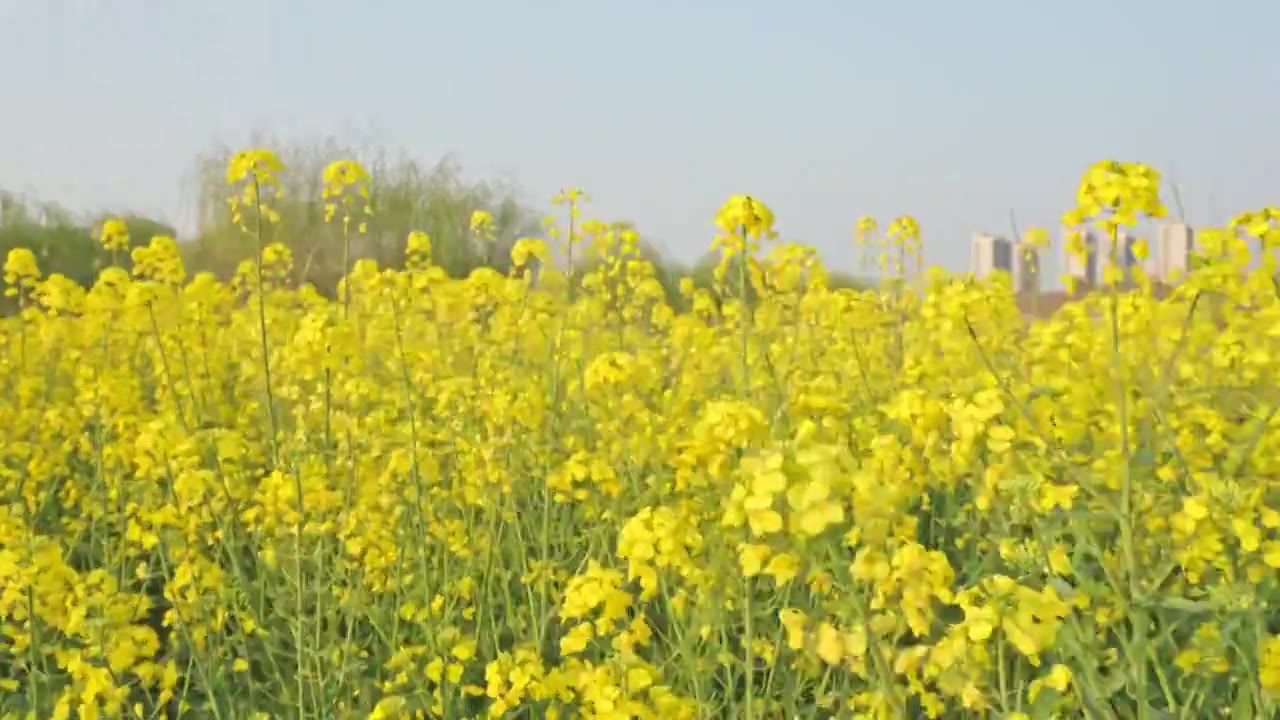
left=2, top=0, right=1277, bottom=275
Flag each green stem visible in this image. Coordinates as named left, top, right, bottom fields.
left=1109, top=224, right=1147, bottom=719
left=251, top=176, right=279, bottom=466
left=738, top=228, right=751, bottom=397
left=742, top=579, right=754, bottom=719
left=146, top=300, right=189, bottom=430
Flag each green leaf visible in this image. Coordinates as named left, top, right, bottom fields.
left=1154, top=597, right=1219, bottom=613
left=1231, top=682, right=1254, bottom=719
left=1028, top=687, right=1062, bottom=719
left=1102, top=668, right=1128, bottom=696
left=1026, top=385, right=1061, bottom=402
left=1128, top=445, right=1156, bottom=471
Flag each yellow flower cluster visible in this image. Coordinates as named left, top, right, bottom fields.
left=2, top=247, right=40, bottom=299
left=1, top=150, right=1279, bottom=719
left=97, top=217, right=131, bottom=252
left=225, top=148, right=285, bottom=229
left=715, top=194, right=777, bottom=242
left=130, top=234, right=186, bottom=287
left=321, top=159, right=373, bottom=232
left=1063, top=159, right=1167, bottom=230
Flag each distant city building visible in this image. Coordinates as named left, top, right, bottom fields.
left=1109, top=229, right=1138, bottom=267
left=1012, top=245, right=1040, bottom=294
left=1104, top=229, right=1139, bottom=283
left=1062, top=228, right=1097, bottom=289
left=971, top=233, right=1013, bottom=280
left=1157, top=222, right=1195, bottom=279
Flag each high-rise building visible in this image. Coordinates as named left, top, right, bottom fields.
left=1012, top=245, right=1040, bottom=294
left=1107, top=229, right=1138, bottom=267
left=1062, top=228, right=1097, bottom=289
left=1102, top=229, right=1139, bottom=284
left=1156, top=222, right=1194, bottom=279
left=971, top=233, right=1013, bottom=280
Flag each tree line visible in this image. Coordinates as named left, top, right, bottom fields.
left=2, top=140, right=869, bottom=314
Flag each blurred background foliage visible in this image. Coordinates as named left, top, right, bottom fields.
left=2, top=138, right=871, bottom=310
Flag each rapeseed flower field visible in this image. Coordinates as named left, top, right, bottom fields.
left=2, top=151, right=1279, bottom=719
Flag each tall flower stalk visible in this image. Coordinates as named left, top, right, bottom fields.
left=1062, top=159, right=1167, bottom=719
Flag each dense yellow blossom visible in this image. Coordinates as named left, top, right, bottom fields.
left=0, top=152, right=1277, bottom=718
